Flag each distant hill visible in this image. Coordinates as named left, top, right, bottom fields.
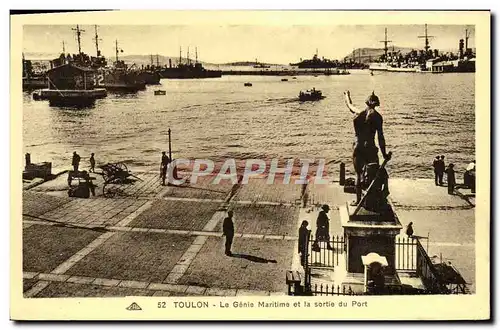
left=342, top=46, right=415, bottom=63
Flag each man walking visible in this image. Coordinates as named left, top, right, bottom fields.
left=160, top=151, right=170, bottom=186
left=223, top=210, right=235, bottom=256
left=89, top=153, right=96, bottom=173
left=72, top=151, right=81, bottom=172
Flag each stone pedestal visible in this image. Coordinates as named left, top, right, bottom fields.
left=340, top=201, right=402, bottom=292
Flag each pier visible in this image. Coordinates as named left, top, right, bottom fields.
left=21, top=167, right=474, bottom=297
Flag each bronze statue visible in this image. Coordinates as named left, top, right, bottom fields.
left=343, top=90, right=391, bottom=211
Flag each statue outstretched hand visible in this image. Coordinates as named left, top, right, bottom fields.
left=344, top=90, right=361, bottom=114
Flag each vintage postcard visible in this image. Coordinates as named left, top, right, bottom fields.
left=10, top=10, right=490, bottom=320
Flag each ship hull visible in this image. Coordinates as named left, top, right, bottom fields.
left=369, top=63, right=388, bottom=71
left=159, top=68, right=222, bottom=79
left=23, top=78, right=47, bottom=91
left=37, top=88, right=107, bottom=107
left=138, top=71, right=161, bottom=85
left=386, top=66, right=418, bottom=73
left=100, top=82, right=146, bottom=92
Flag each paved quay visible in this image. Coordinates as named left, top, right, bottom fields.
left=21, top=171, right=476, bottom=297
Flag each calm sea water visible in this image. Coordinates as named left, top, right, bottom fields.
left=22, top=70, right=475, bottom=178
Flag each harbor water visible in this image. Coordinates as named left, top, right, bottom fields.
left=22, top=70, right=475, bottom=178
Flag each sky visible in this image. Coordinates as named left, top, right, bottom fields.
left=23, top=24, right=475, bottom=64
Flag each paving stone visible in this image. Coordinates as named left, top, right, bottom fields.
left=23, top=272, right=39, bottom=279
left=185, top=286, right=207, bottom=295
left=22, top=191, right=71, bottom=217
left=118, top=280, right=149, bottom=289
left=66, top=232, right=194, bottom=283
left=234, top=178, right=302, bottom=203
left=164, top=175, right=233, bottom=200
left=214, top=204, right=299, bottom=236
left=178, top=237, right=293, bottom=293
left=93, top=278, right=120, bottom=287
left=38, top=273, right=70, bottom=282
left=66, top=276, right=95, bottom=284
left=23, top=224, right=102, bottom=273
left=23, top=279, right=38, bottom=293
left=129, top=199, right=221, bottom=231
left=35, top=282, right=154, bottom=298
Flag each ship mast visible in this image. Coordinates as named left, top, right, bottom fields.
left=150, top=54, right=154, bottom=66
left=115, top=39, right=119, bottom=62
left=195, top=47, right=198, bottom=64
left=187, top=46, right=190, bottom=65
left=465, top=28, right=471, bottom=50
left=179, top=47, right=182, bottom=65
left=156, top=54, right=160, bottom=67
left=418, top=24, right=434, bottom=52
left=72, top=25, right=85, bottom=54
left=93, top=25, right=102, bottom=57
left=379, top=27, right=392, bottom=59
left=62, top=41, right=66, bottom=54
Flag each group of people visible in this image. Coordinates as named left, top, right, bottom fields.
left=71, top=151, right=95, bottom=173
left=432, top=155, right=447, bottom=186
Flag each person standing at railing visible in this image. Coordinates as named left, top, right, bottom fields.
left=406, top=222, right=414, bottom=238
left=298, top=220, right=310, bottom=266
left=313, top=205, right=333, bottom=250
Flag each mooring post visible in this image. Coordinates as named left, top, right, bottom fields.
left=25, top=153, right=31, bottom=167
left=339, top=162, right=345, bottom=186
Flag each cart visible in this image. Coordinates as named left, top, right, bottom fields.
left=98, top=162, right=142, bottom=197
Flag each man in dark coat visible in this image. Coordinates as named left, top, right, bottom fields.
left=406, top=222, right=414, bottom=238
left=446, top=163, right=456, bottom=194
left=223, top=210, right=235, bottom=256
left=298, top=220, right=310, bottom=266
left=72, top=151, right=81, bottom=172
left=432, top=156, right=440, bottom=185
left=160, top=151, right=170, bottom=186
left=438, top=155, right=446, bottom=185
left=314, top=205, right=333, bottom=250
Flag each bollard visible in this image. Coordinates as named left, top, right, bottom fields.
left=339, top=162, right=345, bottom=186
left=25, top=153, right=31, bottom=167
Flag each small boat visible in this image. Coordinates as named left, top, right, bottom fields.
left=299, top=88, right=325, bottom=101
left=154, top=90, right=166, bottom=95
left=281, top=78, right=288, bottom=82
left=292, top=77, right=297, bottom=79
left=244, top=82, right=252, bottom=87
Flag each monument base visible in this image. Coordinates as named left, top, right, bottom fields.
left=340, top=202, right=403, bottom=274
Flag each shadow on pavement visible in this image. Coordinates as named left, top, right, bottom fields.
left=231, top=253, right=277, bottom=264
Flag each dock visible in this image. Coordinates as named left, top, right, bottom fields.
left=21, top=170, right=475, bottom=297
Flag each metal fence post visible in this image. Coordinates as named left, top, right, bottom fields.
left=339, top=162, right=345, bottom=186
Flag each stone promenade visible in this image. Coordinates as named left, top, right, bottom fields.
left=21, top=171, right=476, bottom=297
